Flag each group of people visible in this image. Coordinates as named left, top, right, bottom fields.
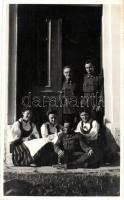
left=61, top=59, right=104, bottom=126
left=10, top=59, right=105, bottom=168
left=10, top=107, right=102, bottom=168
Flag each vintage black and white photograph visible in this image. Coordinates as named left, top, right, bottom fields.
left=0, top=1, right=123, bottom=197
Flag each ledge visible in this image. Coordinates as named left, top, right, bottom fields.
left=4, top=165, right=120, bottom=175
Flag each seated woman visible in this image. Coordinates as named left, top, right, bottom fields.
left=33, top=109, right=62, bottom=166
left=75, top=107, right=103, bottom=168
left=41, top=109, right=62, bottom=140
left=10, top=108, right=40, bottom=166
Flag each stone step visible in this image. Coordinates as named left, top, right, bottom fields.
left=4, top=165, right=120, bottom=196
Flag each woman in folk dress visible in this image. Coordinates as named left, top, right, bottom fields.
left=10, top=108, right=40, bottom=166
left=33, top=110, right=63, bottom=166
left=75, top=108, right=103, bottom=167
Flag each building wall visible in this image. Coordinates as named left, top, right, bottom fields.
left=3, top=4, right=122, bottom=164
left=111, top=5, right=121, bottom=146
left=102, top=4, right=122, bottom=148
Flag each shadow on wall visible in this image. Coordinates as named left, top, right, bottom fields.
left=103, top=120, right=120, bottom=165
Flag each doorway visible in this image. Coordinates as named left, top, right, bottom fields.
left=14, top=5, right=102, bottom=128
left=62, top=5, right=102, bottom=83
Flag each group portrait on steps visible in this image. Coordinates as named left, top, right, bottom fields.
left=10, top=59, right=114, bottom=169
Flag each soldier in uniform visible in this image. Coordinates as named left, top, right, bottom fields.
left=81, top=59, right=104, bottom=124
left=54, top=121, right=96, bottom=168
left=81, top=60, right=106, bottom=163
left=60, top=66, right=78, bottom=126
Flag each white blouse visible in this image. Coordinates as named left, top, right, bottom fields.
left=40, top=122, right=59, bottom=138
left=75, top=119, right=100, bottom=141
left=11, top=118, right=39, bottom=142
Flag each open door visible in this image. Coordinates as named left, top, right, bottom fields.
left=62, top=5, right=102, bottom=82
left=16, top=5, right=102, bottom=131
left=16, top=6, right=62, bottom=131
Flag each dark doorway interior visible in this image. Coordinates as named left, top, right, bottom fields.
left=16, top=5, right=102, bottom=123
left=62, top=6, right=102, bottom=82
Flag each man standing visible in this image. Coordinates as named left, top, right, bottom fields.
left=81, top=59, right=104, bottom=124
left=60, top=66, right=78, bottom=125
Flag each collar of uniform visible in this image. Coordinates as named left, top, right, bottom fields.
left=87, top=74, right=95, bottom=78
left=65, top=79, right=73, bottom=84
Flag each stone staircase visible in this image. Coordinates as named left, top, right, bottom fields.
left=4, top=164, right=120, bottom=196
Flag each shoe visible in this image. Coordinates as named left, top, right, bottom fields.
left=30, top=163, right=37, bottom=167
left=52, top=163, right=67, bottom=169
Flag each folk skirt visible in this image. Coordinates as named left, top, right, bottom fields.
left=11, top=142, right=33, bottom=166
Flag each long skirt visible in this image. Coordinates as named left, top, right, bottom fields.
left=12, top=142, right=33, bottom=166
left=33, top=142, right=58, bottom=166
left=11, top=142, right=58, bottom=167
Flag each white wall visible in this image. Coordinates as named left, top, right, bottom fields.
left=103, top=4, right=122, bottom=146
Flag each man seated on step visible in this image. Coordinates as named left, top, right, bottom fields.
left=54, top=121, right=93, bottom=169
